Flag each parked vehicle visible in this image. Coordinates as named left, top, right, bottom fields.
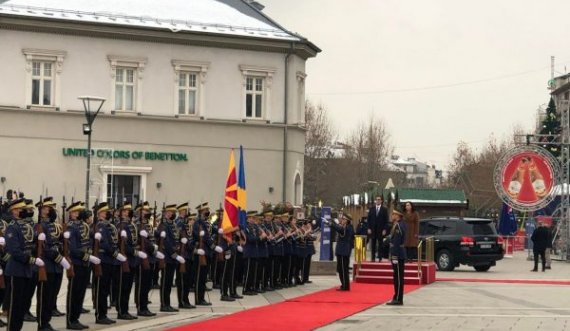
left=419, top=217, right=504, bottom=272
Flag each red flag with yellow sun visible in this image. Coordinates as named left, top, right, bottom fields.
left=222, top=149, right=239, bottom=234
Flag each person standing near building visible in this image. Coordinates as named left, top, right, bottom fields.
left=175, top=203, right=194, bottom=309
left=22, top=199, right=38, bottom=323
left=531, top=221, right=549, bottom=272
left=386, top=208, right=406, bottom=306
left=242, top=211, right=259, bottom=295
left=192, top=203, right=221, bottom=306
left=367, top=196, right=388, bottom=262
left=403, top=202, right=419, bottom=260
left=326, top=213, right=354, bottom=291
left=158, top=204, right=183, bottom=312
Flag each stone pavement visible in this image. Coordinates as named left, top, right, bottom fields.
left=13, top=251, right=570, bottom=330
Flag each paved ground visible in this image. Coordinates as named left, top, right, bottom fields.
left=15, top=251, right=570, bottom=330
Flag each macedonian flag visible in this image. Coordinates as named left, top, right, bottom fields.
left=222, top=149, right=239, bottom=234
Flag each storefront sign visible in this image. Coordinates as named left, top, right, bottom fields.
left=494, top=146, right=558, bottom=211
left=62, top=148, right=188, bottom=162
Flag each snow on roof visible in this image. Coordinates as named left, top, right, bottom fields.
left=399, top=199, right=467, bottom=205
left=0, top=0, right=300, bottom=41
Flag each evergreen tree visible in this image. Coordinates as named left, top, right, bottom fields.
left=540, top=97, right=561, bottom=157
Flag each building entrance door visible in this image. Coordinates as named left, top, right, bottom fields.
left=107, top=174, right=141, bottom=207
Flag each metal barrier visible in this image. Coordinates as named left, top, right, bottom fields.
left=354, top=235, right=367, bottom=277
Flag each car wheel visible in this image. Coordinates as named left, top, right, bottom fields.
left=436, top=249, right=455, bottom=271
left=474, top=265, right=491, bottom=272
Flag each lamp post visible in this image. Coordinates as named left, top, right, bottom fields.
left=79, top=96, right=106, bottom=209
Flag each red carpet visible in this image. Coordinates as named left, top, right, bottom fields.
left=438, top=278, right=570, bottom=285
left=168, top=282, right=422, bottom=331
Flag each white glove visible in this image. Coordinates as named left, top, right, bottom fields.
left=38, top=233, right=46, bottom=241
left=0, top=237, right=5, bottom=246
left=153, top=244, right=158, bottom=251
left=59, top=258, right=71, bottom=270
left=155, top=251, right=165, bottom=260
left=197, top=248, right=205, bottom=256
left=116, top=253, right=127, bottom=262
left=139, top=230, right=148, bottom=238
left=199, top=230, right=205, bottom=237
left=218, top=228, right=224, bottom=234
left=63, top=231, right=70, bottom=239
left=224, top=252, right=231, bottom=260
left=0, top=268, right=3, bottom=276
left=181, top=238, right=188, bottom=244
left=215, top=246, right=223, bottom=253
left=312, top=220, right=316, bottom=226
left=89, top=255, right=101, bottom=265
left=176, top=255, right=186, bottom=264
left=160, top=231, right=166, bottom=238
left=94, top=232, right=102, bottom=240
left=137, top=251, right=148, bottom=259
left=35, top=257, right=45, bottom=267
left=334, top=218, right=339, bottom=224
left=120, top=230, right=127, bottom=238
left=237, top=245, right=243, bottom=252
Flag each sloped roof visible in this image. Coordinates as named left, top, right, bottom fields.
left=398, top=188, right=467, bottom=205
left=0, top=0, right=301, bottom=41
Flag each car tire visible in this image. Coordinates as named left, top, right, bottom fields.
left=436, top=249, right=455, bottom=271
left=474, top=265, right=491, bottom=272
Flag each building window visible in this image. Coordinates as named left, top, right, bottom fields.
left=114, top=67, right=136, bottom=111
left=240, top=65, right=276, bottom=121
left=23, top=49, right=66, bottom=109
left=245, top=77, right=264, bottom=118
left=178, top=72, right=198, bottom=115
left=108, top=56, right=147, bottom=112
left=31, top=61, right=54, bottom=106
left=171, top=60, right=209, bottom=117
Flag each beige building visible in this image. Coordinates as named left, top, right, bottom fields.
left=0, top=0, right=320, bottom=208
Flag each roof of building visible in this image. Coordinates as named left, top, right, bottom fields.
left=0, top=0, right=307, bottom=42
left=398, top=188, right=467, bottom=205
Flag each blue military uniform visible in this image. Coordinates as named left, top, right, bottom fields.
left=174, top=204, right=194, bottom=309
left=191, top=203, right=216, bottom=305
left=242, top=212, right=259, bottom=295
left=330, top=215, right=354, bottom=291
left=134, top=202, right=159, bottom=316
left=158, top=204, right=182, bottom=311
left=388, top=212, right=407, bottom=305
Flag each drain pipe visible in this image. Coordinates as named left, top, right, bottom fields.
left=282, top=42, right=295, bottom=203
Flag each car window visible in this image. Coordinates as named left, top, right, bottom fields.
left=461, top=221, right=496, bottom=235
left=420, top=221, right=439, bottom=236
left=420, top=220, right=456, bottom=236
left=439, top=221, right=456, bottom=235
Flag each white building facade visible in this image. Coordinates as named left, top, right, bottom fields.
left=0, top=0, right=319, bottom=207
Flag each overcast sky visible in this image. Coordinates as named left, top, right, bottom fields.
left=262, top=0, right=570, bottom=169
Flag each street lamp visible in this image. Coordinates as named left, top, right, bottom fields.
left=79, top=96, right=106, bottom=209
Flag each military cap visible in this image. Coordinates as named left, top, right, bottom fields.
left=25, top=199, right=34, bottom=209
left=263, top=211, right=274, bottom=217
left=135, top=202, right=151, bottom=212
left=35, top=197, right=56, bottom=208
left=196, top=202, right=209, bottom=212
left=246, top=210, right=258, bottom=217
left=177, top=202, right=189, bottom=212
left=118, top=202, right=132, bottom=211
left=164, top=204, right=177, bottom=212
left=66, top=201, right=85, bottom=213
left=8, top=198, right=26, bottom=211
left=391, top=207, right=404, bottom=217
left=95, top=202, right=110, bottom=214
left=342, top=213, right=353, bottom=222
left=188, top=213, right=197, bottom=220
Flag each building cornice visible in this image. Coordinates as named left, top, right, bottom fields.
left=0, top=15, right=320, bottom=59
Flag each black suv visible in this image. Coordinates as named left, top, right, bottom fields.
left=419, top=217, right=504, bottom=272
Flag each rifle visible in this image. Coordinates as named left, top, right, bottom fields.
left=179, top=223, right=187, bottom=274
left=92, top=199, right=102, bottom=278
left=62, top=196, right=75, bottom=278
left=198, top=224, right=207, bottom=266
left=119, top=221, right=130, bottom=273
left=215, top=222, right=224, bottom=262
left=139, top=200, right=150, bottom=270
left=157, top=202, right=166, bottom=270
left=36, top=196, right=48, bottom=282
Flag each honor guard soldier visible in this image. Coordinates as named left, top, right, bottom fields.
left=0, top=204, right=10, bottom=327
left=211, top=211, right=224, bottom=290
left=5, top=198, right=42, bottom=331
left=228, top=231, right=243, bottom=300
left=326, top=213, right=354, bottom=291
left=94, top=202, right=125, bottom=325
left=22, top=199, right=38, bottom=323
left=35, top=197, right=71, bottom=331
left=135, top=202, right=162, bottom=317
left=255, top=214, right=269, bottom=292
left=386, top=208, right=406, bottom=306
left=116, top=203, right=142, bottom=320
left=46, top=198, right=65, bottom=319
left=157, top=204, right=184, bottom=312
left=175, top=203, right=194, bottom=310
left=302, top=219, right=318, bottom=284
left=242, top=211, right=259, bottom=295
left=66, top=201, right=100, bottom=330
left=269, top=213, right=285, bottom=290
left=217, top=222, right=235, bottom=302
left=193, top=203, right=222, bottom=306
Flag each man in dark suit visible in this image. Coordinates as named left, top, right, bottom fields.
left=367, top=196, right=388, bottom=262
left=531, top=221, right=550, bottom=272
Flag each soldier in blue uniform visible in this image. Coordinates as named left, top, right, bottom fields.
left=327, top=213, right=354, bottom=291
left=255, top=214, right=269, bottom=293
left=35, top=197, right=71, bottom=331
left=0, top=207, right=9, bottom=327
left=22, top=199, right=38, bottom=323
left=269, top=212, right=284, bottom=289
left=93, top=202, right=125, bottom=325
left=217, top=222, right=235, bottom=302
left=302, top=219, right=317, bottom=284
left=175, top=203, right=194, bottom=309
left=157, top=204, right=184, bottom=312
left=211, top=208, right=225, bottom=290
left=242, top=211, right=259, bottom=295
left=192, top=203, right=222, bottom=306
left=386, top=208, right=407, bottom=306
left=5, top=198, right=42, bottom=331
left=134, top=201, right=163, bottom=317
left=65, top=200, right=100, bottom=330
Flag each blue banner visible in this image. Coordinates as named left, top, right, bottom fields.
left=319, top=207, right=332, bottom=261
